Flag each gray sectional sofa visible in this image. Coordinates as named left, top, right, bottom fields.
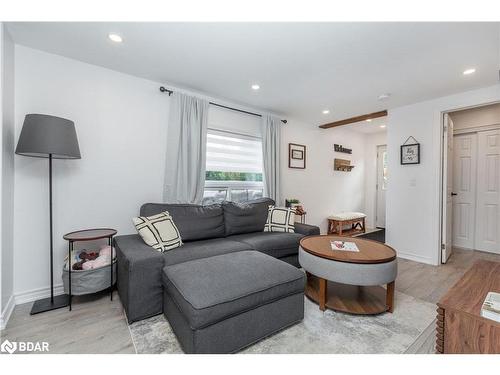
left=114, top=198, right=319, bottom=352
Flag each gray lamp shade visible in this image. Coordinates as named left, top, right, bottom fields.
left=15, top=114, right=81, bottom=159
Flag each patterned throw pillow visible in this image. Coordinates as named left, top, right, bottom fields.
left=133, top=211, right=182, bottom=252
left=264, top=206, right=296, bottom=233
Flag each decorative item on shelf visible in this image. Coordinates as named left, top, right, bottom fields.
left=289, top=143, right=306, bottom=169
left=400, top=136, right=420, bottom=165
left=15, top=114, right=81, bottom=315
left=334, top=144, right=352, bottom=154
left=334, top=158, right=355, bottom=172
left=285, top=198, right=300, bottom=208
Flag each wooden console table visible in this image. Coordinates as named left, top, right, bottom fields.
left=436, top=260, right=500, bottom=354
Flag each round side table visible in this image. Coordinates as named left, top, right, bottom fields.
left=63, top=228, right=117, bottom=311
left=299, top=235, right=397, bottom=315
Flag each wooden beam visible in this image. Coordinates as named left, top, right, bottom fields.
left=319, top=110, right=388, bottom=129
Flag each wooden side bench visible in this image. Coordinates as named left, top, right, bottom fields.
left=327, top=212, right=366, bottom=236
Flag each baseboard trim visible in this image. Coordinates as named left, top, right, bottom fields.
left=14, top=284, right=65, bottom=306
left=0, top=294, right=15, bottom=330
left=397, top=251, right=436, bottom=266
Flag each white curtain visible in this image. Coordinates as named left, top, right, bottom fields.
left=261, top=115, right=282, bottom=205
left=163, top=93, right=209, bottom=203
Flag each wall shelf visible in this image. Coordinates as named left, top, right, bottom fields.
left=334, top=158, right=355, bottom=172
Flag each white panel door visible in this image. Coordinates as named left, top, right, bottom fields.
left=452, top=133, right=477, bottom=250
left=475, top=130, right=500, bottom=254
left=442, top=115, right=454, bottom=262
left=376, top=145, right=387, bottom=228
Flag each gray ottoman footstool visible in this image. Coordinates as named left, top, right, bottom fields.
left=162, top=250, right=305, bottom=353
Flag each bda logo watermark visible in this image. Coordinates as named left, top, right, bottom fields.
left=1, top=339, right=49, bottom=354
left=1, top=339, right=17, bottom=354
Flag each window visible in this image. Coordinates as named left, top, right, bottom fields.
left=203, top=129, right=264, bottom=204
left=382, top=150, right=388, bottom=190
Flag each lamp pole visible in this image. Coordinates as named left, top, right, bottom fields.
left=49, top=153, right=54, bottom=303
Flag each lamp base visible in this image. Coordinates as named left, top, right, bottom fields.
left=30, top=294, right=70, bottom=315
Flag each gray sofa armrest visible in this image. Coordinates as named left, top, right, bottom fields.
left=114, top=234, right=165, bottom=323
left=294, top=223, right=320, bottom=236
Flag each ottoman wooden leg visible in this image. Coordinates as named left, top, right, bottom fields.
left=319, top=278, right=327, bottom=311
left=386, top=281, right=395, bottom=313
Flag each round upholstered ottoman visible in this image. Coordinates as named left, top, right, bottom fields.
left=299, top=235, right=397, bottom=315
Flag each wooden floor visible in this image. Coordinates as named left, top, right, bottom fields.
left=2, top=248, right=499, bottom=354
left=1, top=292, right=135, bottom=354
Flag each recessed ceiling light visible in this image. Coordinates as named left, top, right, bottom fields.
left=251, top=84, right=260, bottom=90
left=463, top=68, right=476, bottom=75
left=322, top=109, right=330, bottom=114
left=378, top=93, right=391, bottom=100
left=108, top=33, right=123, bottom=43
left=380, top=124, right=386, bottom=128
left=366, top=119, right=372, bottom=122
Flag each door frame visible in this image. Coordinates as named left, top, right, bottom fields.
left=375, top=144, right=387, bottom=228
left=438, top=100, right=500, bottom=264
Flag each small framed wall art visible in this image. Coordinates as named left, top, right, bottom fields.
left=400, top=136, right=420, bottom=165
left=289, top=143, right=306, bottom=169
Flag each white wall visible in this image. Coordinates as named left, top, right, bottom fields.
left=281, top=120, right=366, bottom=233
left=363, top=132, right=387, bottom=228
left=11, top=46, right=285, bottom=303
left=386, top=84, right=500, bottom=265
left=1, top=23, right=15, bottom=330
left=13, top=46, right=169, bottom=299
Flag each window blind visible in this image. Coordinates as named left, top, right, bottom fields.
left=206, top=129, right=263, bottom=174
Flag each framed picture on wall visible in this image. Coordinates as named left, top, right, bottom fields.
left=401, top=143, right=420, bottom=164
left=289, top=143, right=306, bottom=169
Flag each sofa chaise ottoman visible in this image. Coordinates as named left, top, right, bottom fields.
left=115, top=198, right=320, bottom=323
left=162, top=251, right=305, bottom=353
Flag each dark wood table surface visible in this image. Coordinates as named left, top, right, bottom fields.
left=436, top=260, right=500, bottom=353
left=63, top=228, right=118, bottom=241
left=300, top=235, right=396, bottom=264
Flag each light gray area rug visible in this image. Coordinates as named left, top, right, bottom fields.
left=129, top=292, right=436, bottom=354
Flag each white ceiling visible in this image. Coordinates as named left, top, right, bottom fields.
left=346, top=117, right=387, bottom=134
left=6, top=22, right=500, bottom=125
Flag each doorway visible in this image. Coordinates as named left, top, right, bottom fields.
left=376, top=145, right=387, bottom=228
left=441, top=103, right=500, bottom=263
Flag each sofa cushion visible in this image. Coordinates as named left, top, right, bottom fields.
left=162, top=237, right=253, bottom=266
left=132, top=211, right=182, bottom=252
left=229, top=232, right=304, bottom=259
left=162, top=251, right=305, bottom=329
left=264, top=206, right=296, bottom=233
left=140, top=203, right=225, bottom=242
left=222, top=198, right=274, bottom=236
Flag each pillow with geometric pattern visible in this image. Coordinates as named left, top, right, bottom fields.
left=264, top=206, right=296, bottom=233
left=132, top=211, right=182, bottom=252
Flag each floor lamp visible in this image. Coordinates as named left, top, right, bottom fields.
left=15, top=114, right=81, bottom=315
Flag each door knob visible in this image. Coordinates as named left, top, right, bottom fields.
left=451, top=192, right=457, bottom=196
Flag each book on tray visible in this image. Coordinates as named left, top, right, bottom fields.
left=481, top=292, right=500, bottom=323
left=330, top=240, right=359, bottom=252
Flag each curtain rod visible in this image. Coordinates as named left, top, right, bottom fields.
left=159, top=86, right=287, bottom=124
